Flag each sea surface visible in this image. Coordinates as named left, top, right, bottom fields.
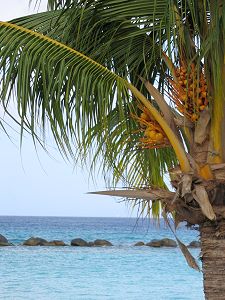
left=0, top=216, right=203, bottom=299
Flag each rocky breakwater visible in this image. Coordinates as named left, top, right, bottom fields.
left=0, top=234, right=200, bottom=248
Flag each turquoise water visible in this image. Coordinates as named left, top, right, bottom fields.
left=0, top=217, right=203, bottom=299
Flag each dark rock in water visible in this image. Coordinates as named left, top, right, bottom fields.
left=71, top=238, right=88, bottom=247
left=93, top=239, right=113, bottom=246
left=0, top=234, right=12, bottom=246
left=87, top=241, right=94, bottom=247
left=146, top=239, right=162, bottom=247
left=134, top=241, right=145, bottom=246
left=23, top=237, right=48, bottom=246
left=146, top=238, right=177, bottom=248
left=188, top=240, right=201, bottom=248
left=0, top=234, right=8, bottom=244
left=160, top=238, right=177, bottom=247
left=44, top=240, right=67, bottom=246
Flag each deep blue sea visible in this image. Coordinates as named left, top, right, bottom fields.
left=0, top=216, right=203, bottom=299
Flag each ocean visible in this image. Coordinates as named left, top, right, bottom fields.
left=0, top=216, right=203, bottom=299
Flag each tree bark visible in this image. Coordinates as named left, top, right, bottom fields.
left=200, top=219, right=225, bottom=299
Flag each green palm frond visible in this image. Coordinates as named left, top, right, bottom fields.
left=25, top=1, right=225, bottom=103
left=0, top=21, right=124, bottom=153
left=0, top=21, right=178, bottom=189
left=17, top=1, right=169, bottom=93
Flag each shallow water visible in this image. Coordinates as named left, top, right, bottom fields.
left=0, top=216, right=203, bottom=299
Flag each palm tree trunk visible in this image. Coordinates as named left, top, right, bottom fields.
left=200, top=218, right=225, bottom=299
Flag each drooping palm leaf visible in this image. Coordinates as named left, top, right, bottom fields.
left=0, top=21, right=125, bottom=151
left=12, top=4, right=164, bottom=92
left=0, top=21, right=185, bottom=191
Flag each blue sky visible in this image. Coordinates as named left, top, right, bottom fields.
left=0, top=1, right=135, bottom=217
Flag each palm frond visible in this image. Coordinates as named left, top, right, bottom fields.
left=17, top=1, right=169, bottom=94
left=0, top=21, right=180, bottom=188
left=0, top=21, right=124, bottom=154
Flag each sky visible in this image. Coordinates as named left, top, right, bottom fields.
left=0, top=0, right=135, bottom=217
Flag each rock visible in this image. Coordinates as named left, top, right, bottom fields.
left=160, top=238, right=177, bottom=247
left=23, top=237, right=48, bottom=246
left=134, top=241, right=145, bottom=246
left=71, top=238, right=88, bottom=247
left=146, top=238, right=177, bottom=248
left=0, top=234, right=8, bottom=244
left=188, top=240, right=201, bottom=248
left=93, top=239, right=113, bottom=246
left=44, top=240, right=67, bottom=246
left=146, top=239, right=162, bottom=247
left=0, top=234, right=12, bottom=246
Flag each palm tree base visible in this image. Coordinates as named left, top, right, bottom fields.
left=200, top=218, right=225, bottom=299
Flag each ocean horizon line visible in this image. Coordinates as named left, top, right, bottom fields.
left=0, top=214, right=158, bottom=219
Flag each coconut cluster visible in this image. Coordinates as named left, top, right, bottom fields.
left=170, top=64, right=208, bottom=122
left=134, top=109, right=169, bottom=149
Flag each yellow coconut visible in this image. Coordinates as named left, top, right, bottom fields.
left=191, top=113, right=198, bottom=122
left=201, top=91, right=207, bottom=98
left=148, top=130, right=157, bottom=139
left=155, top=132, right=164, bottom=141
left=197, top=98, right=203, bottom=106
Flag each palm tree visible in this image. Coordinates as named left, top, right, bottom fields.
left=0, top=0, right=225, bottom=298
